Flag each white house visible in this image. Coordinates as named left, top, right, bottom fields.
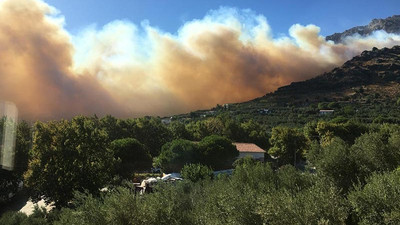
left=161, top=117, right=173, bottom=124
left=319, top=109, right=334, bottom=115
left=233, top=143, right=266, bottom=162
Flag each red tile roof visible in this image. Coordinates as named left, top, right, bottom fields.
left=233, top=143, right=265, bottom=153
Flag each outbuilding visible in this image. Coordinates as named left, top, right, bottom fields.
left=233, top=143, right=266, bottom=162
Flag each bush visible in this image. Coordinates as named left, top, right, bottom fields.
left=110, top=138, right=152, bottom=179
left=232, top=156, right=257, bottom=168
left=349, top=170, right=400, bottom=225
left=0, top=211, right=27, bottom=225
left=181, top=163, right=213, bottom=182
left=153, top=139, right=199, bottom=173
left=56, top=184, right=195, bottom=225
left=350, top=131, right=400, bottom=181
left=258, top=179, right=349, bottom=225
left=307, top=138, right=358, bottom=192
left=268, top=127, right=308, bottom=166
left=0, top=207, right=55, bottom=225
left=24, top=117, right=115, bottom=207
left=198, top=135, right=239, bottom=170
left=330, top=116, right=348, bottom=124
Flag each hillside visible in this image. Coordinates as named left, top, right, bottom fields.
left=175, top=46, right=400, bottom=127
left=272, top=46, right=400, bottom=98
left=326, top=15, right=400, bottom=43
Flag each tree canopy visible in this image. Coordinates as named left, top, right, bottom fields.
left=24, top=116, right=115, bottom=207
left=268, top=127, right=308, bottom=166
left=198, top=135, right=238, bottom=170
left=110, top=138, right=152, bottom=179
left=153, top=139, right=199, bottom=173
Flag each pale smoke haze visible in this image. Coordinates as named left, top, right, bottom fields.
left=1, top=0, right=400, bottom=120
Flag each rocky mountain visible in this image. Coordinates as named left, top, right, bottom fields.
left=274, top=45, right=400, bottom=96
left=326, top=15, right=400, bottom=43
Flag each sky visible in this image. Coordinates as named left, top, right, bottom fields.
left=0, top=0, right=400, bottom=121
left=45, top=0, right=400, bottom=36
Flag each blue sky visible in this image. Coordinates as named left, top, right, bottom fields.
left=45, top=0, right=400, bottom=36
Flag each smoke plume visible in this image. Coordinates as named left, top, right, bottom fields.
left=1, top=0, right=400, bottom=120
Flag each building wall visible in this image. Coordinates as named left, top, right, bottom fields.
left=238, top=152, right=265, bottom=162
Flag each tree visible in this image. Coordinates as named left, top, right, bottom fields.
left=100, top=115, right=125, bottom=142
left=24, top=116, right=115, bottom=207
left=110, top=138, right=152, bottom=179
left=258, top=179, right=349, bottom=225
left=315, top=121, right=367, bottom=146
left=268, top=127, right=308, bottom=166
left=350, top=131, right=400, bottom=181
left=232, top=155, right=257, bottom=168
left=153, top=139, right=199, bottom=173
left=241, top=120, right=270, bottom=149
left=14, top=121, right=32, bottom=177
left=328, top=102, right=340, bottom=109
left=198, top=135, right=238, bottom=170
left=168, top=121, right=192, bottom=140
left=349, top=170, right=400, bottom=225
left=133, top=117, right=173, bottom=157
left=181, top=163, right=213, bottom=182
left=343, top=105, right=355, bottom=115
left=307, top=138, right=358, bottom=192
left=222, top=119, right=245, bottom=142
left=303, top=121, right=319, bottom=143
left=318, top=102, right=328, bottom=110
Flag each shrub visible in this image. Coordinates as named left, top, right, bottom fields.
left=153, top=139, right=199, bottom=173
left=349, top=170, right=400, bottom=225
left=110, top=138, right=152, bottom=179
left=181, top=163, right=213, bottom=182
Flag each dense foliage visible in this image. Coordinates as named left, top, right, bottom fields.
left=180, top=163, right=213, bottom=182
left=153, top=139, right=199, bottom=173
left=24, top=117, right=115, bottom=207
left=110, top=138, right=152, bottom=179
left=268, top=126, right=308, bottom=166
left=197, top=135, right=238, bottom=170
left=35, top=163, right=349, bottom=225
left=2, top=113, right=400, bottom=224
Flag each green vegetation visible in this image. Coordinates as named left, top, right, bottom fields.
left=1, top=110, right=400, bottom=224
left=198, top=135, right=238, bottom=170
left=110, top=138, right=152, bottom=179
left=24, top=117, right=115, bottom=207
left=180, top=163, right=213, bottom=182
left=268, top=126, right=308, bottom=166
left=153, top=139, right=199, bottom=173
left=349, top=170, right=400, bottom=225
left=154, top=135, right=238, bottom=172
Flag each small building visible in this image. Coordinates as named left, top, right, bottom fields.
left=161, top=117, right=173, bottom=124
left=319, top=109, right=334, bottom=115
left=258, top=109, right=271, bottom=115
left=223, top=104, right=230, bottom=110
left=233, top=143, right=266, bottom=162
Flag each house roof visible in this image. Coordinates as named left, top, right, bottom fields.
left=233, top=143, right=265, bottom=153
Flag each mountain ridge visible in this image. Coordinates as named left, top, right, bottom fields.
left=273, top=45, right=400, bottom=97
left=326, top=15, right=400, bottom=43
left=172, top=45, right=400, bottom=126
